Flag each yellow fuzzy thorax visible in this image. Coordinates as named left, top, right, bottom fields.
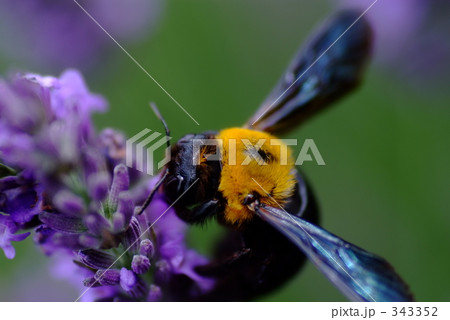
left=217, top=128, right=296, bottom=226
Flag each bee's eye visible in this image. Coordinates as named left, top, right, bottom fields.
left=257, top=149, right=273, bottom=162
left=242, top=193, right=258, bottom=205
left=176, top=175, right=185, bottom=192
left=244, top=146, right=273, bottom=164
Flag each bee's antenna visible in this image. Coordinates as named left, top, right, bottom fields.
left=137, top=169, right=170, bottom=215
left=136, top=103, right=172, bottom=216
left=150, top=102, right=171, bottom=149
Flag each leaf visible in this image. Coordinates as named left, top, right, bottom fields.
left=0, top=163, right=17, bottom=179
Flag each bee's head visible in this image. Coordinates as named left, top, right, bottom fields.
left=163, top=132, right=221, bottom=205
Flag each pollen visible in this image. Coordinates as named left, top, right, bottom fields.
left=217, top=128, right=296, bottom=226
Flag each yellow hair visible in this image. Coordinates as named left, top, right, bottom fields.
left=217, top=128, right=296, bottom=226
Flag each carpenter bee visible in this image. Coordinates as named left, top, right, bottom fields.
left=139, top=11, right=413, bottom=301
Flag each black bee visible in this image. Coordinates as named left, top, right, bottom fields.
left=140, top=11, right=413, bottom=301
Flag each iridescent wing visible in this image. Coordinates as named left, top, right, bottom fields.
left=252, top=203, right=414, bottom=302
left=246, top=10, right=372, bottom=135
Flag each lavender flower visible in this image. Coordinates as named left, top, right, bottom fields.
left=0, top=0, right=163, bottom=71
left=0, top=70, right=213, bottom=301
left=0, top=216, right=30, bottom=259
left=336, top=0, right=450, bottom=87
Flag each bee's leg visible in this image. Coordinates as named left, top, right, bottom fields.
left=285, top=170, right=319, bottom=223
left=137, top=170, right=169, bottom=216
left=185, top=199, right=222, bottom=224
left=195, top=246, right=251, bottom=276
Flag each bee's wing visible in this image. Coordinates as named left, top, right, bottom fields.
left=253, top=203, right=414, bottom=302
left=246, top=10, right=372, bottom=135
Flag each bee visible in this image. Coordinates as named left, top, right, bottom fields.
left=139, top=11, right=413, bottom=301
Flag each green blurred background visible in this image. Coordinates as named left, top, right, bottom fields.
left=1, top=0, right=449, bottom=301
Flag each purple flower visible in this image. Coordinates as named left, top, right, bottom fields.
left=148, top=284, right=163, bottom=302
left=142, top=180, right=216, bottom=296
left=132, top=255, right=151, bottom=274
left=336, top=0, right=450, bottom=87
left=51, top=252, right=118, bottom=302
left=99, top=128, right=127, bottom=168
left=0, top=69, right=106, bottom=179
left=140, top=239, right=155, bottom=257
left=0, top=215, right=30, bottom=259
left=120, top=268, right=137, bottom=292
left=0, top=0, right=163, bottom=71
left=0, top=69, right=214, bottom=301
left=0, top=172, right=42, bottom=258
left=0, top=175, right=43, bottom=225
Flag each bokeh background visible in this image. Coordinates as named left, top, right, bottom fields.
left=0, top=0, right=449, bottom=301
